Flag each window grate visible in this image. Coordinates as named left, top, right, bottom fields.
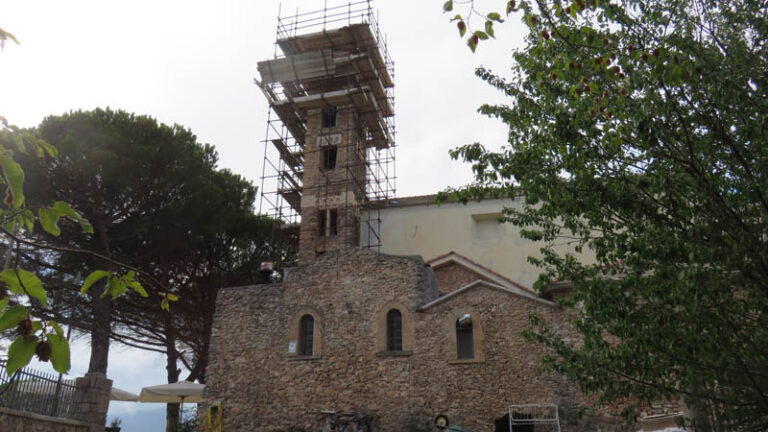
left=386, top=309, right=403, bottom=351
left=299, top=315, right=314, bottom=356
left=456, top=314, right=474, bottom=359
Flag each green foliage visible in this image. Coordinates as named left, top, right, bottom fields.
left=0, top=152, right=26, bottom=209
left=80, top=270, right=110, bottom=295
left=38, top=201, right=93, bottom=235
left=46, top=333, right=70, bottom=374
left=0, top=304, right=28, bottom=332
left=0, top=269, right=47, bottom=307
left=18, top=107, right=296, bottom=409
left=7, top=335, right=39, bottom=376
left=445, top=0, right=768, bottom=430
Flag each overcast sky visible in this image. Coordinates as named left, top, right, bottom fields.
left=1, top=1, right=526, bottom=430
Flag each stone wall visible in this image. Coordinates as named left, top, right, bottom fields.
left=298, top=107, right=367, bottom=262
left=431, top=261, right=492, bottom=294
left=205, top=248, right=628, bottom=432
left=0, top=407, right=89, bottom=432
left=74, top=372, right=112, bottom=432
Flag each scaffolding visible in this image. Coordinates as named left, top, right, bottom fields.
left=256, top=0, right=395, bottom=253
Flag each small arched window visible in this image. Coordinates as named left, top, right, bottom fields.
left=299, top=314, right=314, bottom=356
left=386, top=309, right=403, bottom=351
left=456, top=314, right=474, bottom=360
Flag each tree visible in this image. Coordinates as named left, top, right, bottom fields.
left=22, top=108, right=296, bottom=430
left=442, top=0, right=768, bottom=430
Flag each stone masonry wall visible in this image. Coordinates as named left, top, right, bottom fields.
left=0, top=407, right=89, bottom=432
left=298, top=107, right=367, bottom=262
left=205, top=248, right=628, bottom=432
left=431, top=261, right=493, bottom=295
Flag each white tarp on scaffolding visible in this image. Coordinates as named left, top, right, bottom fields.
left=258, top=50, right=335, bottom=84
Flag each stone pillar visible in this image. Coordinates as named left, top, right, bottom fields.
left=74, top=372, right=113, bottom=432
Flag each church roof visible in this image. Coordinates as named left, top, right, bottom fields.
left=419, top=279, right=556, bottom=310
left=426, top=251, right=536, bottom=295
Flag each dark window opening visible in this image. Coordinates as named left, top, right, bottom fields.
left=299, top=314, right=314, bottom=356
left=496, top=413, right=533, bottom=432
left=321, top=106, right=337, bottom=128
left=322, top=146, right=337, bottom=170
left=329, top=209, right=338, bottom=236
left=318, top=210, right=327, bottom=237
left=456, top=314, right=474, bottom=360
left=386, top=309, right=403, bottom=351
left=510, top=413, right=534, bottom=432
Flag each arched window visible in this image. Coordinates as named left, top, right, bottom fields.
left=299, top=314, right=314, bottom=356
left=456, top=314, right=474, bottom=360
left=386, top=309, right=403, bottom=351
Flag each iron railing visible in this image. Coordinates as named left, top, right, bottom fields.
left=0, top=358, right=83, bottom=420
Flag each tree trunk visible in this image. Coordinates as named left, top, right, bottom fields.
left=87, top=296, right=112, bottom=373
left=165, top=315, right=181, bottom=432
left=185, top=284, right=218, bottom=384
left=88, top=214, right=113, bottom=374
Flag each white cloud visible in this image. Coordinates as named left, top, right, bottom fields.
left=1, top=0, right=524, bottom=197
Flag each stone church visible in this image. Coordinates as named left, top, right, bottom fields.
left=202, top=3, right=680, bottom=432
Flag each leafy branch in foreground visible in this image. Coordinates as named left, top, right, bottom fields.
left=443, top=0, right=768, bottom=430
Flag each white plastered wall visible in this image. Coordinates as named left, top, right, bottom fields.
left=361, top=198, right=596, bottom=290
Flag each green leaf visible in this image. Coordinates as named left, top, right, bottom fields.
left=13, top=134, right=25, bottom=153
left=474, top=31, right=489, bottom=40
left=127, top=280, right=148, bottom=298
left=488, top=12, right=503, bottom=22
left=38, top=208, right=58, bottom=235
left=0, top=269, right=47, bottom=307
left=47, top=333, right=70, bottom=374
left=103, top=276, right=126, bottom=300
left=39, top=201, right=93, bottom=236
left=7, top=335, right=39, bottom=376
left=38, top=140, right=58, bottom=158
left=19, top=209, right=34, bottom=232
left=80, top=270, right=110, bottom=295
left=49, top=320, right=64, bottom=337
left=0, top=304, right=27, bottom=332
left=443, top=0, right=453, bottom=12
left=160, top=292, right=179, bottom=312
left=0, top=154, right=25, bottom=209
left=0, top=296, right=8, bottom=312
left=485, top=21, right=495, bottom=38
left=0, top=28, right=19, bottom=46
left=467, top=36, right=478, bottom=52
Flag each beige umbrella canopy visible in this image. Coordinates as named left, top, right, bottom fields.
left=139, top=381, right=204, bottom=403
left=110, top=387, right=140, bottom=402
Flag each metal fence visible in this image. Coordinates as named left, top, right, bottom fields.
left=0, top=358, right=83, bottom=419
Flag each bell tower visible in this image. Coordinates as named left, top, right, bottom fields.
left=256, top=1, right=395, bottom=262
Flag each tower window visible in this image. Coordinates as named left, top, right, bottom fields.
left=299, top=314, right=314, bottom=356
left=386, top=309, right=403, bottom=351
left=456, top=314, right=474, bottom=360
left=329, top=209, right=338, bottom=236
left=321, top=106, right=337, bottom=128
left=322, top=146, right=337, bottom=170
left=318, top=210, right=327, bottom=236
